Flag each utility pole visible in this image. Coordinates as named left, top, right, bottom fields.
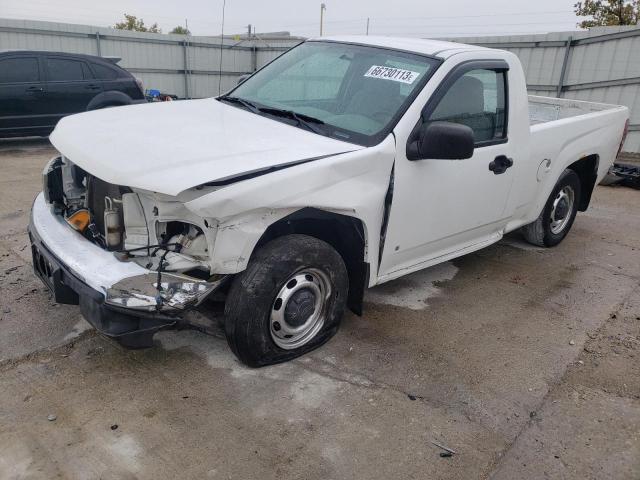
left=320, top=3, right=326, bottom=36
left=366, top=17, right=370, bottom=35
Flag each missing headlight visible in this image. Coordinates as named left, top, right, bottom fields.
left=105, top=273, right=225, bottom=312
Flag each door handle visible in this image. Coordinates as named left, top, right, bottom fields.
left=85, top=84, right=101, bottom=90
left=489, top=155, right=513, bottom=175
left=25, top=86, right=44, bottom=93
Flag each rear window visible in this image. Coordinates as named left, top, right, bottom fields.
left=47, top=58, right=92, bottom=81
left=0, top=57, right=40, bottom=83
left=91, top=63, right=120, bottom=80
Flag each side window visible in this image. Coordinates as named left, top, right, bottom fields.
left=0, top=57, right=40, bottom=83
left=82, top=63, right=95, bottom=79
left=428, top=69, right=507, bottom=144
left=46, top=58, right=89, bottom=82
left=91, top=63, right=119, bottom=80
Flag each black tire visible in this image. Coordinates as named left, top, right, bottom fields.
left=521, top=169, right=581, bottom=247
left=224, top=234, right=348, bottom=367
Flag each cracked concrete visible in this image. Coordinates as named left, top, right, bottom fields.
left=0, top=138, right=639, bottom=479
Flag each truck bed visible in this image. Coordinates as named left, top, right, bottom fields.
left=528, top=95, right=623, bottom=126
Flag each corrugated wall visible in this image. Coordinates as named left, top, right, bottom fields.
left=1, top=18, right=638, bottom=151
left=0, top=18, right=300, bottom=100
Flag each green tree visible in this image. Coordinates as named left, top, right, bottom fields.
left=170, top=26, right=191, bottom=35
left=114, top=14, right=161, bottom=33
left=575, top=0, right=640, bottom=28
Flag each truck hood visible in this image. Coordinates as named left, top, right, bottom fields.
left=49, top=98, right=361, bottom=196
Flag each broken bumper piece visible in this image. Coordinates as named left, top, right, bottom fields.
left=28, top=192, right=223, bottom=348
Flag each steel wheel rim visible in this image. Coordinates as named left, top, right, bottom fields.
left=549, top=185, right=575, bottom=234
left=270, top=268, right=331, bottom=350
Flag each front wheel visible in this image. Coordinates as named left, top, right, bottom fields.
left=224, top=234, right=348, bottom=367
left=521, top=169, right=582, bottom=247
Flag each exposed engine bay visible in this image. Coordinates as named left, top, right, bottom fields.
left=44, top=156, right=215, bottom=279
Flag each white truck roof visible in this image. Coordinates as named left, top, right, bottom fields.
left=311, top=35, right=490, bottom=58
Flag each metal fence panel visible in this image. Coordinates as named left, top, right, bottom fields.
left=0, top=18, right=296, bottom=100
left=1, top=18, right=638, bottom=151
left=447, top=26, right=640, bottom=152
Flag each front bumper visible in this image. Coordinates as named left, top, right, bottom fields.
left=28, top=192, right=221, bottom=348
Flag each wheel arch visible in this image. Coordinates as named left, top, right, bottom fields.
left=253, top=208, right=369, bottom=316
left=566, top=154, right=599, bottom=212
left=86, top=91, right=133, bottom=111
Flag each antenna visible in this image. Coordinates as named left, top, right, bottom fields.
left=218, top=0, right=227, bottom=95
left=320, top=3, right=326, bottom=36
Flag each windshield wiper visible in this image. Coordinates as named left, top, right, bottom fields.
left=218, top=95, right=260, bottom=114
left=219, top=97, right=327, bottom=136
left=258, top=107, right=326, bottom=135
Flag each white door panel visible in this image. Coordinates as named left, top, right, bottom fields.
left=379, top=64, right=516, bottom=277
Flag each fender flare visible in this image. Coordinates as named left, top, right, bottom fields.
left=86, top=91, right=133, bottom=111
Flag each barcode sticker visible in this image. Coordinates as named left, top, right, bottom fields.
left=364, top=65, right=420, bottom=84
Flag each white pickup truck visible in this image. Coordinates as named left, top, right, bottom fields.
left=29, top=36, right=629, bottom=366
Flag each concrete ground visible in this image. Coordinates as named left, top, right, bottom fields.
left=0, top=138, right=638, bottom=480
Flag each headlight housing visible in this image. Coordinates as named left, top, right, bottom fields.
left=105, top=273, right=224, bottom=312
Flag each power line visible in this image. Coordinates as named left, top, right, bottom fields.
left=0, top=2, right=582, bottom=38
left=278, top=20, right=579, bottom=30
left=264, top=10, right=577, bottom=29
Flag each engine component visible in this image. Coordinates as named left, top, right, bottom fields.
left=160, top=223, right=210, bottom=272
left=122, top=193, right=149, bottom=252
left=60, top=157, right=86, bottom=212
left=104, top=197, right=122, bottom=248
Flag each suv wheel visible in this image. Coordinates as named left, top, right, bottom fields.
left=224, top=234, right=348, bottom=367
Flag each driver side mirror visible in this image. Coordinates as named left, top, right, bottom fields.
left=407, top=121, right=474, bottom=161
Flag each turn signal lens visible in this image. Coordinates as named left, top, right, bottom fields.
left=66, top=209, right=91, bottom=232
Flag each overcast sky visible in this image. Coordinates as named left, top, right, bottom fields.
left=1, top=0, right=584, bottom=38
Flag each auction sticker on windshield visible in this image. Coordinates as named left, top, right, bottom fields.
left=364, top=65, right=420, bottom=84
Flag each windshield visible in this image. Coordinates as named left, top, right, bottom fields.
left=223, top=41, right=440, bottom=146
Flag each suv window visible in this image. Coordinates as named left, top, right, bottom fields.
left=0, top=57, right=40, bottom=83
left=46, top=58, right=91, bottom=82
left=428, top=68, right=507, bottom=144
left=91, top=63, right=120, bottom=80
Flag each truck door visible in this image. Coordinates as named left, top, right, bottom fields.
left=0, top=55, right=48, bottom=136
left=379, top=61, right=516, bottom=278
left=43, top=55, right=102, bottom=123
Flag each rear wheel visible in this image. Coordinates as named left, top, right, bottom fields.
left=522, top=169, right=581, bottom=247
left=224, top=234, right=348, bottom=367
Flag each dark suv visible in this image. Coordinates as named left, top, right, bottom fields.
left=0, top=50, right=146, bottom=138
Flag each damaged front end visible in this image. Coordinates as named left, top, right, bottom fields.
left=31, top=156, right=226, bottom=347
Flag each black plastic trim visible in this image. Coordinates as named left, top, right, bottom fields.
left=196, top=151, right=355, bottom=189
